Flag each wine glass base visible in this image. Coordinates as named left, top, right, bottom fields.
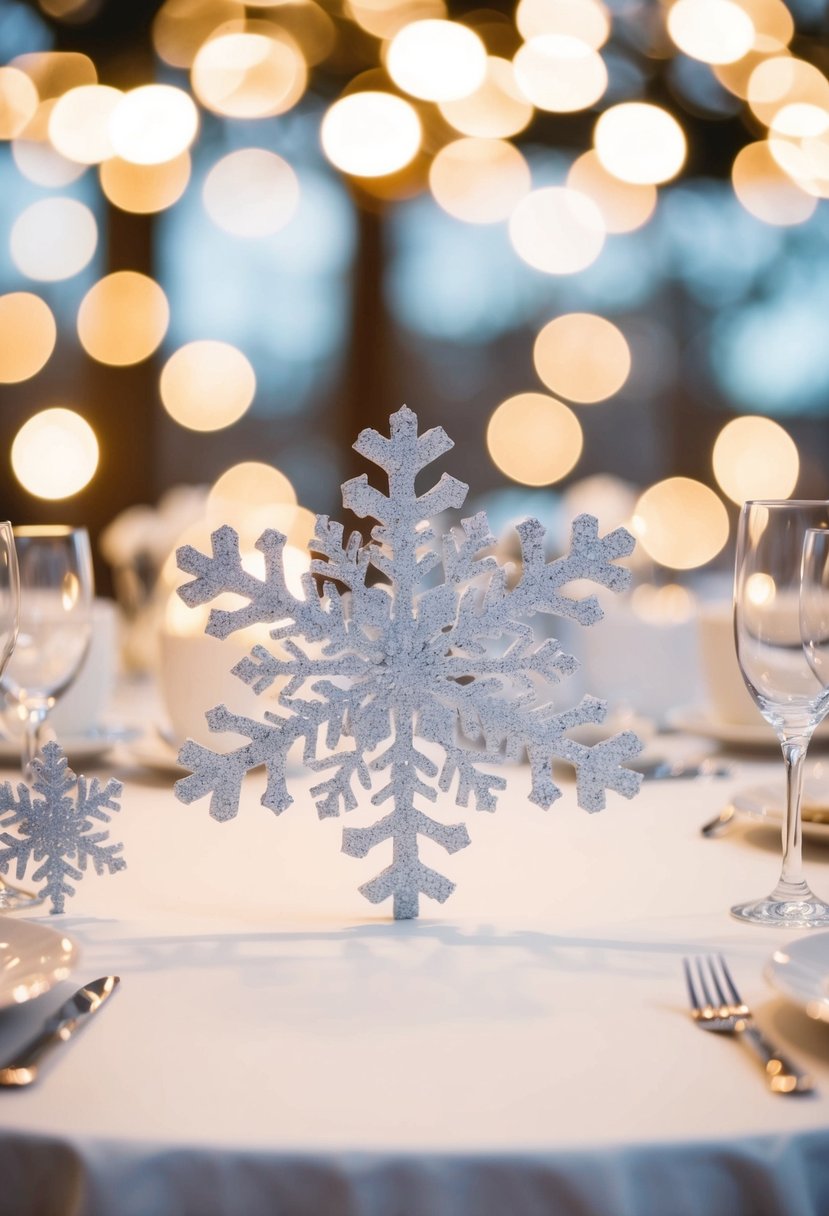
left=0, top=882, right=42, bottom=913
left=731, top=894, right=829, bottom=929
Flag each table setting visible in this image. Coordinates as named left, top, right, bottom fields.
left=0, top=411, right=827, bottom=1216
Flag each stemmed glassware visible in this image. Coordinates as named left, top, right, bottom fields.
left=0, top=526, right=94, bottom=777
left=801, top=527, right=829, bottom=702
left=732, top=501, right=829, bottom=927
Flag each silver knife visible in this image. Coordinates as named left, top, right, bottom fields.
left=0, top=976, right=120, bottom=1088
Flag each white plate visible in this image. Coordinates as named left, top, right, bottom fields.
left=668, top=706, right=829, bottom=749
left=0, top=726, right=128, bottom=768
left=126, top=734, right=187, bottom=776
left=732, top=781, right=829, bottom=841
left=0, top=919, right=78, bottom=1010
left=766, top=932, right=829, bottom=1022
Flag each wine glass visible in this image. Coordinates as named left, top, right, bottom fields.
left=1, top=526, right=94, bottom=776
left=732, top=500, right=829, bottom=927
left=802, top=527, right=829, bottom=696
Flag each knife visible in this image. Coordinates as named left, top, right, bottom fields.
left=0, top=976, right=120, bottom=1088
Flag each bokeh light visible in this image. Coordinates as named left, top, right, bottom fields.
left=0, top=67, right=39, bottom=139
left=594, top=102, right=687, bottom=185
left=347, top=0, right=446, bottom=40
left=712, top=415, right=799, bottom=504
left=109, top=84, right=199, bottom=165
left=770, top=130, right=829, bottom=199
left=667, top=0, right=755, bottom=65
left=508, top=186, right=605, bottom=274
left=77, top=272, right=170, bottom=366
left=515, top=0, right=610, bottom=48
left=731, top=140, right=816, bottom=225
left=100, top=152, right=191, bottom=213
left=633, top=478, right=729, bottom=569
left=208, top=460, right=297, bottom=519
left=0, top=293, right=56, bottom=383
left=748, top=56, right=829, bottom=132
left=11, top=408, right=99, bottom=500
left=487, top=392, right=583, bottom=485
left=386, top=20, right=487, bottom=102
left=48, top=84, right=121, bottom=163
left=438, top=57, right=533, bottom=138
left=10, top=198, right=97, bottom=281
left=566, top=149, right=657, bottom=233
left=533, top=313, right=630, bottom=402
left=12, top=99, right=87, bottom=187
left=321, top=92, right=421, bottom=177
left=203, top=148, right=299, bottom=237
left=10, top=51, right=96, bottom=99
left=160, top=340, right=256, bottom=431
left=513, top=35, right=607, bottom=112
left=191, top=26, right=307, bottom=118
left=153, top=0, right=245, bottom=68
left=429, top=138, right=530, bottom=224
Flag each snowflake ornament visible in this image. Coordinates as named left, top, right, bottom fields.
left=0, top=741, right=125, bottom=914
left=175, top=405, right=643, bottom=919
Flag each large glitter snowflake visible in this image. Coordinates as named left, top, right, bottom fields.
left=174, top=405, right=643, bottom=918
left=0, top=741, right=125, bottom=914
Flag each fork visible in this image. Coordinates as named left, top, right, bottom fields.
left=683, top=954, right=814, bottom=1094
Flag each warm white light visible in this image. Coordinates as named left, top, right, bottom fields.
left=509, top=186, right=605, bottom=274
left=667, top=0, right=755, bottom=65
left=429, top=138, right=530, bottom=223
left=633, top=478, right=729, bottom=569
left=438, top=57, right=533, bottom=138
left=567, top=149, right=657, bottom=233
left=10, top=198, right=97, bottom=281
left=321, top=92, right=421, bottom=177
left=732, top=140, right=816, bottom=225
left=203, top=148, right=299, bottom=237
left=208, top=461, right=297, bottom=518
left=10, top=50, right=96, bottom=99
left=746, top=572, right=775, bottom=605
left=0, top=293, right=56, bottom=384
left=594, top=102, right=687, bottom=185
left=100, top=152, right=191, bottom=214
left=13, top=103, right=87, bottom=188
left=515, top=0, right=610, bottom=48
left=748, top=56, right=829, bottom=130
left=0, top=67, right=39, bottom=139
left=153, top=0, right=246, bottom=68
left=487, top=392, right=583, bottom=485
left=191, top=27, right=307, bottom=118
left=160, top=341, right=256, bottom=431
left=48, top=84, right=122, bottom=163
left=513, top=34, right=607, bottom=112
left=77, top=272, right=170, bottom=366
left=109, top=84, right=199, bottom=165
left=534, top=313, right=630, bottom=402
left=386, top=20, right=487, bottom=102
left=12, top=408, right=99, bottom=500
left=712, top=415, right=799, bottom=504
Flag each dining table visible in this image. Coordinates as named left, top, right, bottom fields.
left=1, top=678, right=829, bottom=1216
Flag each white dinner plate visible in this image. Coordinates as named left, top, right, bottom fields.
left=732, top=781, right=829, bottom=842
left=0, top=726, right=128, bottom=768
left=668, top=706, right=829, bottom=749
left=0, top=919, right=78, bottom=1010
left=766, top=931, right=829, bottom=1022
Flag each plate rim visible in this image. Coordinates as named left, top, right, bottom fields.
left=766, top=930, right=829, bottom=1020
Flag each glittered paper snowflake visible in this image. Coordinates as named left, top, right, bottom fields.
left=174, top=405, right=643, bottom=918
left=0, top=741, right=125, bottom=914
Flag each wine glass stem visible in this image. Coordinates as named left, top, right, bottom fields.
left=22, top=705, right=48, bottom=779
left=779, top=734, right=811, bottom=891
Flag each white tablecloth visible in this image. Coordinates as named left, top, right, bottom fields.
left=2, top=697, right=829, bottom=1216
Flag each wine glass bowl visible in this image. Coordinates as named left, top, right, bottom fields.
left=732, top=501, right=829, bottom=927
left=0, top=526, right=94, bottom=776
left=802, top=527, right=829, bottom=696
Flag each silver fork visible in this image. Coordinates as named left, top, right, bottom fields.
left=683, top=954, right=814, bottom=1094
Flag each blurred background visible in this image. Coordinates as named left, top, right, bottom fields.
left=0, top=0, right=827, bottom=631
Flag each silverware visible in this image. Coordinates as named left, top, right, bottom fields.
left=700, top=804, right=736, bottom=837
left=629, top=758, right=732, bottom=781
left=0, top=975, right=120, bottom=1087
left=683, top=955, right=813, bottom=1095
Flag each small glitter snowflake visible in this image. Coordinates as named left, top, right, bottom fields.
left=175, top=405, right=643, bottom=918
left=0, top=741, right=125, bottom=914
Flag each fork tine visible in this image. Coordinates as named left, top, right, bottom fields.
left=706, top=955, right=729, bottom=1007
left=683, top=958, right=700, bottom=1012
left=695, top=957, right=714, bottom=1007
left=718, top=955, right=742, bottom=1005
